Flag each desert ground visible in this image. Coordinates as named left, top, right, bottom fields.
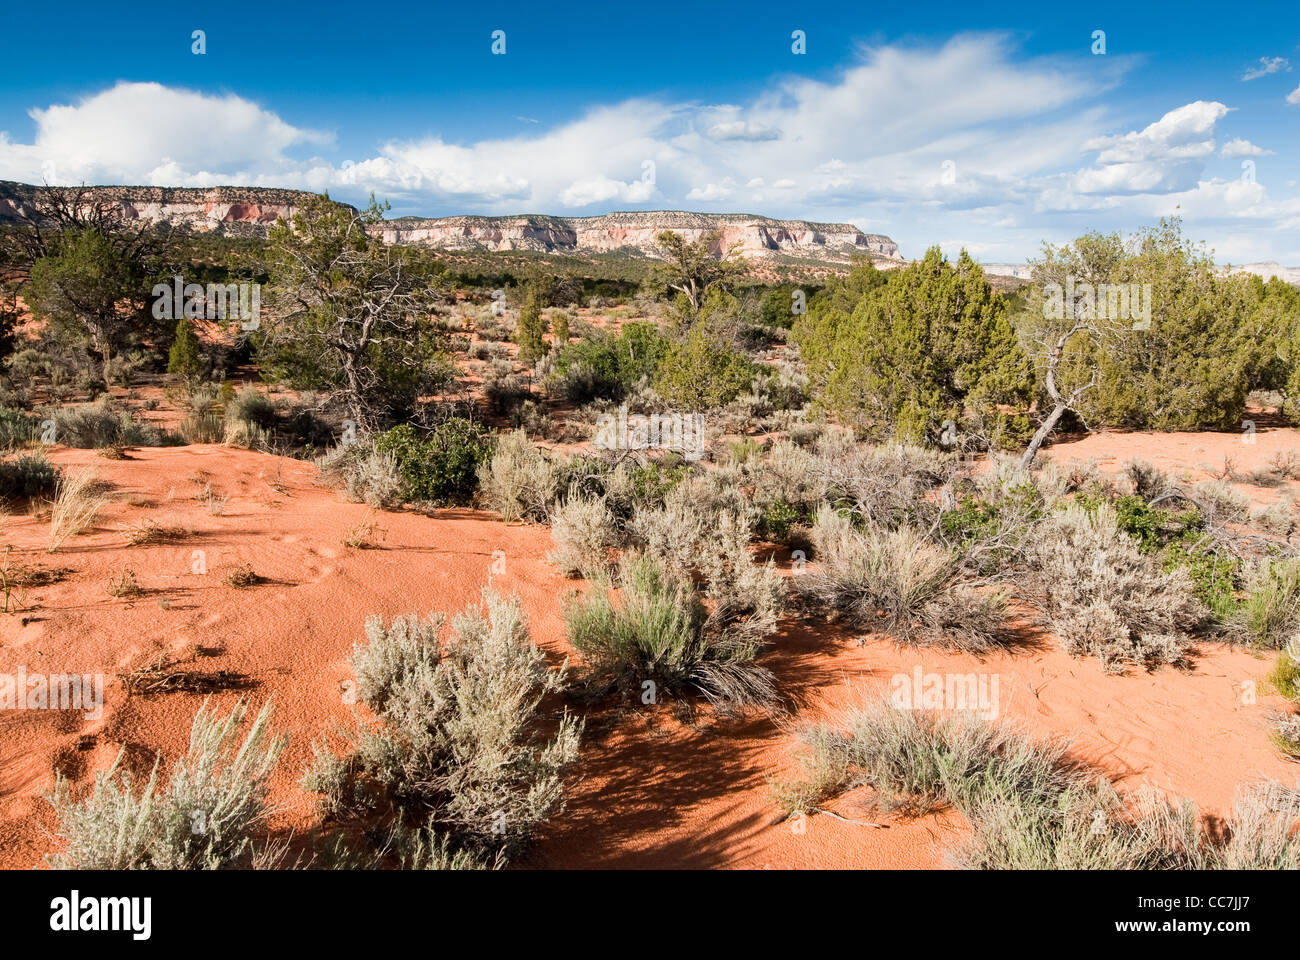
left=3, top=419, right=1295, bottom=870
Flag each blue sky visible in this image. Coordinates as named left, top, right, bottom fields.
left=2, top=0, right=1299, bottom=264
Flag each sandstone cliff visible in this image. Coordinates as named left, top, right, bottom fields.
left=373, top=211, right=900, bottom=262
left=0, top=181, right=323, bottom=239
left=0, top=183, right=900, bottom=264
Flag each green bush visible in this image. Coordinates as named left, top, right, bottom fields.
left=794, top=251, right=1032, bottom=445
left=225, top=385, right=276, bottom=429
left=376, top=419, right=494, bottom=506
left=1017, top=220, right=1285, bottom=433
left=564, top=551, right=779, bottom=711
left=167, top=317, right=204, bottom=383
left=0, top=452, right=62, bottom=500
left=654, top=292, right=755, bottom=409
left=548, top=322, right=670, bottom=403
left=514, top=286, right=548, bottom=365
left=760, top=498, right=801, bottom=544
left=0, top=406, right=39, bottom=450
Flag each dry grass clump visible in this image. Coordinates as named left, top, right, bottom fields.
left=1248, top=449, right=1300, bottom=487
left=119, top=658, right=253, bottom=696
left=798, top=506, right=1008, bottom=652
left=564, top=551, right=780, bottom=712
left=1271, top=712, right=1300, bottom=760
left=316, top=441, right=402, bottom=509
left=342, top=513, right=385, bottom=549
left=1026, top=502, right=1206, bottom=671
left=47, top=467, right=108, bottom=553
left=1232, top=558, right=1300, bottom=648
left=628, top=496, right=785, bottom=653
left=202, top=484, right=231, bottom=516
left=121, top=518, right=193, bottom=546
left=1192, top=479, right=1250, bottom=523
left=106, top=567, right=141, bottom=598
left=1057, top=457, right=1108, bottom=494
left=1122, top=458, right=1176, bottom=500
left=548, top=488, right=619, bottom=576
left=302, top=589, right=581, bottom=868
left=773, top=699, right=1300, bottom=869
left=1252, top=497, right=1296, bottom=536
left=628, top=478, right=718, bottom=569
left=815, top=440, right=959, bottom=529
left=476, top=429, right=568, bottom=522
left=223, top=563, right=261, bottom=588
left=47, top=699, right=284, bottom=869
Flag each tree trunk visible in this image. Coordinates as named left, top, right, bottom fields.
left=1019, top=401, right=1069, bottom=471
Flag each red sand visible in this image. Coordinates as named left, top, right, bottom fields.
left=3, top=424, right=1298, bottom=869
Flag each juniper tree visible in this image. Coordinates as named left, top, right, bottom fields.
left=1014, top=219, right=1285, bottom=464
left=649, top=230, right=743, bottom=321
left=167, top=316, right=203, bottom=385
left=9, top=185, right=164, bottom=385
left=514, top=285, right=548, bottom=366
left=794, top=248, right=1032, bottom=446
left=258, top=192, right=446, bottom=435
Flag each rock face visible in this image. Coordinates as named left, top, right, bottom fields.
left=981, top=259, right=1300, bottom=289
left=373, top=211, right=900, bottom=261
left=1229, top=262, right=1300, bottom=286
left=0, top=182, right=322, bottom=238
left=0, top=182, right=901, bottom=263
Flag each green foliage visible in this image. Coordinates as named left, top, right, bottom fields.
left=760, top=498, right=801, bottom=544
left=630, top=457, right=688, bottom=506
left=258, top=192, right=447, bottom=433
left=0, top=452, right=62, bottom=501
left=1268, top=649, right=1300, bottom=700
left=647, top=230, right=743, bottom=317
left=794, top=250, right=1032, bottom=445
left=1017, top=219, right=1287, bottom=432
left=1109, top=494, right=1203, bottom=553
left=548, top=321, right=671, bottom=402
left=757, top=284, right=815, bottom=329
left=1163, top=541, right=1241, bottom=623
left=550, top=309, right=570, bottom=347
left=514, top=285, right=548, bottom=365
left=1077, top=487, right=1239, bottom=622
left=167, top=316, right=204, bottom=383
left=375, top=419, right=494, bottom=506
left=0, top=406, right=38, bottom=450
left=653, top=290, right=755, bottom=409
left=939, top=482, right=1044, bottom=561
left=24, top=224, right=160, bottom=384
